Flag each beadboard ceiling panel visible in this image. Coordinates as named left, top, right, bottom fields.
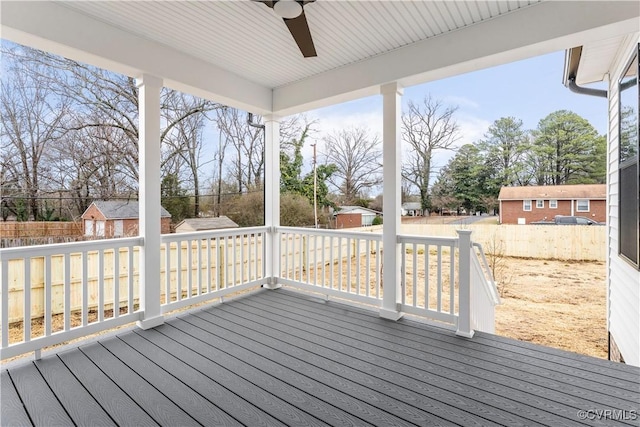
left=57, top=1, right=539, bottom=88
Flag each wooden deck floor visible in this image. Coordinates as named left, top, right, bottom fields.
left=2, top=288, right=639, bottom=427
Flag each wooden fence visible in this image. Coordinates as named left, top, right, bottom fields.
left=0, top=221, right=83, bottom=238
left=399, top=224, right=606, bottom=262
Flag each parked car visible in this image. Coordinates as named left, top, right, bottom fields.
left=531, top=215, right=604, bottom=225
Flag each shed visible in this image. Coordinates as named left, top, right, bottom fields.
left=81, top=200, right=172, bottom=237
left=175, top=216, right=239, bottom=233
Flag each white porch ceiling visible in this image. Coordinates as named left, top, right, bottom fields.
left=55, top=0, right=538, bottom=89
left=2, top=1, right=639, bottom=115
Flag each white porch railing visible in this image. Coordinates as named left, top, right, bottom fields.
left=160, top=227, right=268, bottom=313
left=0, top=237, right=143, bottom=360
left=276, top=227, right=382, bottom=306
left=1, top=226, right=498, bottom=360
left=398, top=235, right=459, bottom=325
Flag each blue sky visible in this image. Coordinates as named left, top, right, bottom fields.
left=305, top=50, right=608, bottom=147
left=298, top=49, right=609, bottom=183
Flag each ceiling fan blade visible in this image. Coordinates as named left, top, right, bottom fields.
left=283, top=10, right=317, bottom=58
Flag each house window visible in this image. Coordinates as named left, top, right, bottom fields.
left=549, top=200, right=558, bottom=209
left=536, top=200, right=544, bottom=208
left=96, top=220, right=105, bottom=237
left=114, top=220, right=124, bottom=237
left=619, top=44, right=639, bottom=268
left=84, top=220, right=94, bottom=236
left=523, top=200, right=532, bottom=211
left=576, top=200, right=589, bottom=212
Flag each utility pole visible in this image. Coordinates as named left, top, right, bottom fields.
left=311, top=143, right=318, bottom=228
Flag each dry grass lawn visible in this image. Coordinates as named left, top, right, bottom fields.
left=495, top=257, right=607, bottom=359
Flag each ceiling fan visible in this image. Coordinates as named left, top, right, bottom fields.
left=256, top=0, right=317, bottom=58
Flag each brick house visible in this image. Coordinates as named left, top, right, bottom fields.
left=81, top=200, right=172, bottom=237
left=498, top=184, right=606, bottom=225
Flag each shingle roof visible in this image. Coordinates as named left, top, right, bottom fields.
left=498, top=184, right=606, bottom=201
left=337, top=206, right=381, bottom=215
left=402, top=202, right=422, bottom=210
left=89, top=200, right=172, bottom=219
left=176, top=216, right=239, bottom=231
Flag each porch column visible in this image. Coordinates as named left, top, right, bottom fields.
left=380, top=82, right=404, bottom=320
left=263, top=114, right=282, bottom=289
left=136, top=74, right=164, bottom=329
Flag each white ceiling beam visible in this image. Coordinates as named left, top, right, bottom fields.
left=273, top=1, right=640, bottom=115
left=0, top=1, right=273, bottom=114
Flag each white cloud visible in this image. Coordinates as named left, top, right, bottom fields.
left=443, top=95, right=480, bottom=110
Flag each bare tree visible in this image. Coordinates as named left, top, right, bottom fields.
left=402, top=96, right=460, bottom=212
left=215, top=108, right=264, bottom=193
left=322, top=127, right=382, bottom=204
left=0, top=44, right=71, bottom=220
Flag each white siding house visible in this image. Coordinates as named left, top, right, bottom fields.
left=567, top=35, right=640, bottom=366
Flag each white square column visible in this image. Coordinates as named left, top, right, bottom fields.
left=136, top=74, right=165, bottom=329
left=380, top=82, right=404, bottom=320
left=263, top=114, right=282, bottom=289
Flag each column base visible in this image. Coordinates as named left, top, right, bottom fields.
left=262, top=283, right=282, bottom=290
left=456, top=329, right=475, bottom=338
left=137, top=315, right=165, bottom=330
left=379, top=308, right=404, bottom=321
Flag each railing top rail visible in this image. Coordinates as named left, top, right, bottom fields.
left=0, top=236, right=144, bottom=260
left=277, top=226, right=383, bottom=241
left=397, top=234, right=459, bottom=246
left=160, top=226, right=268, bottom=243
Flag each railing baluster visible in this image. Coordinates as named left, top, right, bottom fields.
left=1, top=258, right=8, bottom=348
left=338, top=237, right=343, bottom=292
left=356, top=239, right=361, bottom=295
left=240, top=234, right=245, bottom=286
left=176, top=240, right=182, bottom=300
left=330, top=236, right=334, bottom=290
left=375, top=240, right=380, bottom=299
left=187, top=239, right=193, bottom=298
left=346, top=238, right=352, bottom=293
left=64, top=253, right=71, bottom=331
left=197, top=238, right=202, bottom=296
left=232, top=235, right=237, bottom=287
left=24, top=257, right=31, bottom=342
left=98, top=249, right=104, bottom=322
left=113, top=248, right=120, bottom=319
left=82, top=252, right=88, bottom=326
left=365, top=240, right=370, bottom=297
left=401, top=242, right=406, bottom=305
left=128, top=246, right=134, bottom=313
left=165, top=242, right=170, bottom=304
left=206, top=238, right=212, bottom=293
left=437, top=246, right=442, bottom=313
left=322, top=235, right=326, bottom=289
left=413, top=244, right=418, bottom=308
left=450, top=245, right=455, bottom=315
left=424, top=245, right=429, bottom=309
left=45, top=255, right=53, bottom=334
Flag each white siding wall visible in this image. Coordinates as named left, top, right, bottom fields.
left=608, top=34, right=640, bottom=367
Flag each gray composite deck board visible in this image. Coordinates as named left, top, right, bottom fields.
left=3, top=288, right=639, bottom=427
left=224, top=295, right=605, bottom=427
left=255, top=291, right=640, bottom=406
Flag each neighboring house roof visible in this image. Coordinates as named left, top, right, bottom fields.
left=82, top=200, right=172, bottom=219
left=498, top=184, right=606, bottom=201
left=336, top=206, right=381, bottom=215
left=402, top=202, right=422, bottom=210
left=176, top=216, right=239, bottom=231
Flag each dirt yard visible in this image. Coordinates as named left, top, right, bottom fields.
left=495, top=257, right=607, bottom=359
